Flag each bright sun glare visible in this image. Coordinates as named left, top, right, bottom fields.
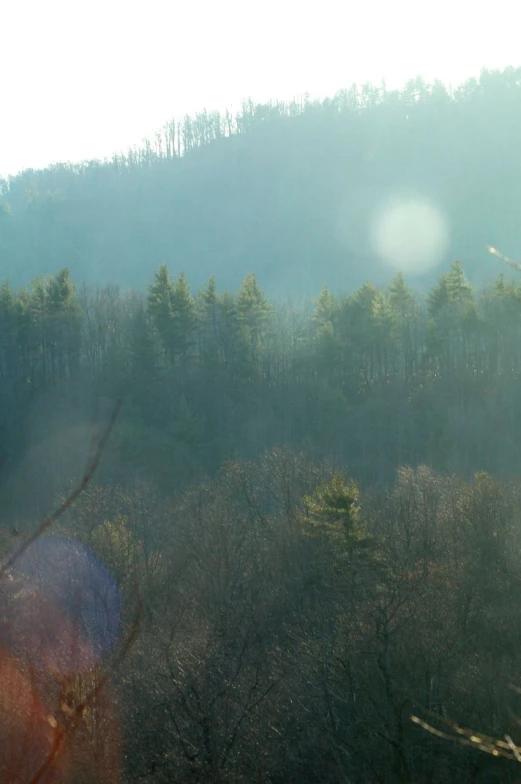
left=373, top=199, right=450, bottom=274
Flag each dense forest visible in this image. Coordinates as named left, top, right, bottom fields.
left=2, top=261, right=521, bottom=781
left=3, top=258, right=521, bottom=518
left=3, top=67, right=521, bottom=783
left=2, top=67, right=521, bottom=296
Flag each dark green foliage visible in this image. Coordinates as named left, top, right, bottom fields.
left=6, top=261, right=521, bottom=514
left=147, top=264, right=175, bottom=359
left=4, top=261, right=521, bottom=781
left=303, top=472, right=362, bottom=541
left=5, top=68, right=521, bottom=776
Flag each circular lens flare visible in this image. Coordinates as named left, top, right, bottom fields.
left=373, top=198, right=449, bottom=274
left=0, top=536, right=121, bottom=674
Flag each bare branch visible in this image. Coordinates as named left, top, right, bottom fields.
left=27, top=595, right=143, bottom=784
left=0, top=397, right=123, bottom=579
left=487, top=245, right=521, bottom=273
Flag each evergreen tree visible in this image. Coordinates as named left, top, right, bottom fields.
left=128, top=304, right=161, bottom=418
left=147, top=265, right=175, bottom=360
left=313, top=285, right=338, bottom=329
left=236, top=273, right=271, bottom=369
left=218, top=290, right=239, bottom=368
left=388, top=272, right=420, bottom=377
left=302, top=473, right=374, bottom=564
left=425, top=262, right=477, bottom=375
left=312, top=285, right=340, bottom=378
left=388, top=272, right=415, bottom=316
left=170, top=272, right=196, bottom=363
left=47, top=268, right=81, bottom=379
left=196, top=275, right=219, bottom=365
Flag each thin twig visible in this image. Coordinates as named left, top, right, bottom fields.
left=411, top=714, right=521, bottom=762
left=0, top=397, right=123, bottom=579
left=487, top=245, right=521, bottom=273
left=27, top=595, right=143, bottom=784
left=0, top=397, right=128, bottom=783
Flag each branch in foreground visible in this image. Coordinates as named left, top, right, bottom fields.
left=0, top=397, right=123, bottom=580
left=411, top=712, right=521, bottom=763
left=0, top=397, right=138, bottom=784
left=487, top=245, right=521, bottom=273
left=28, top=595, right=143, bottom=784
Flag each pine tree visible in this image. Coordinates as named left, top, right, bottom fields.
left=196, top=276, right=219, bottom=365
left=200, top=275, right=217, bottom=308
left=426, top=275, right=450, bottom=318
left=47, top=268, right=75, bottom=313
left=28, top=276, right=51, bottom=386
left=388, top=272, right=415, bottom=316
left=171, top=272, right=196, bottom=362
left=388, top=272, right=419, bottom=376
left=445, top=260, right=473, bottom=306
left=313, top=285, right=338, bottom=330
left=313, top=286, right=340, bottom=378
left=236, top=273, right=271, bottom=369
left=219, top=290, right=239, bottom=368
left=341, top=282, right=394, bottom=382
left=147, top=265, right=175, bottom=360
left=47, top=268, right=81, bottom=379
left=425, top=262, right=477, bottom=376
left=302, top=474, right=374, bottom=563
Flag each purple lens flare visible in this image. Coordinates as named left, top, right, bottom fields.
left=0, top=535, right=121, bottom=673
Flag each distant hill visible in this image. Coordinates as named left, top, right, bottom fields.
left=2, top=68, right=521, bottom=297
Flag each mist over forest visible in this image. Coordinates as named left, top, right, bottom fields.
left=3, top=67, right=521, bottom=783
left=2, top=67, right=521, bottom=296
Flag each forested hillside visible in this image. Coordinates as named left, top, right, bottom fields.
left=2, top=67, right=521, bottom=296
left=2, top=260, right=521, bottom=521
left=5, top=69, right=521, bottom=783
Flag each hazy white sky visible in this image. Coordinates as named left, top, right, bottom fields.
left=1, top=0, right=519, bottom=177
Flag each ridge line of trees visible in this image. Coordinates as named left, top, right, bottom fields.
left=3, top=260, right=521, bottom=519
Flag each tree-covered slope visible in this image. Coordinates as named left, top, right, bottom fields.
left=2, top=67, right=521, bottom=296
